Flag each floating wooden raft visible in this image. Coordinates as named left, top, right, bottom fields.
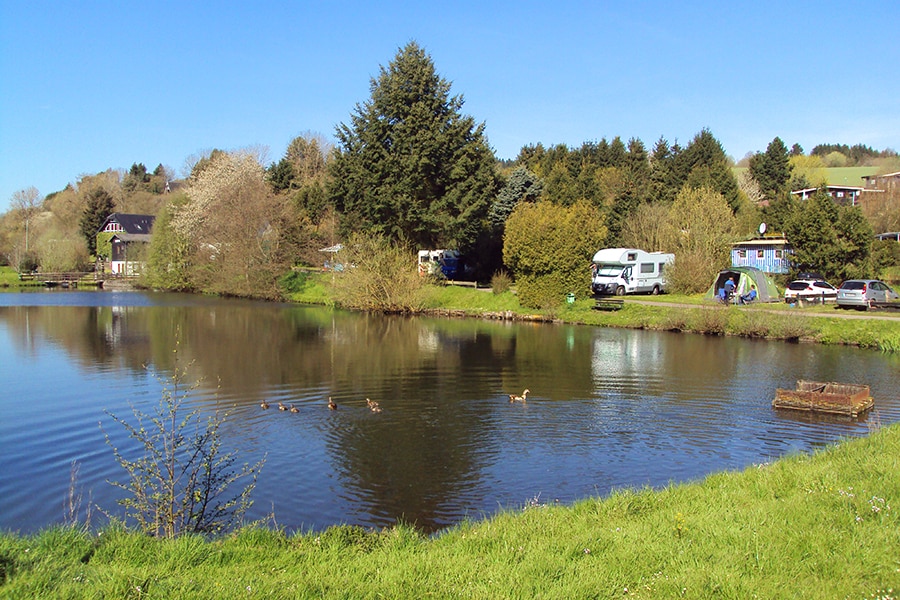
left=773, top=380, right=873, bottom=417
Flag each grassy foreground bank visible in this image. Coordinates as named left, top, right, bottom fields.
left=2, top=424, right=898, bottom=598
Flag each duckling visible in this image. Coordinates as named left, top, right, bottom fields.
left=260, top=400, right=270, bottom=409
left=278, top=402, right=287, bottom=411
left=289, top=404, right=300, bottom=413
left=328, top=397, right=337, bottom=411
left=366, top=398, right=382, bottom=413
left=508, top=389, right=530, bottom=403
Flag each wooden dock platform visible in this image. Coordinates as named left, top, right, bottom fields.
left=773, top=381, right=873, bottom=417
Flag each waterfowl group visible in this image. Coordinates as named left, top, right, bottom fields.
left=262, top=389, right=532, bottom=415
left=509, top=389, right=530, bottom=403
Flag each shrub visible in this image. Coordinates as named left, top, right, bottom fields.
left=102, top=342, right=264, bottom=538
left=491, top=270, right=512, bottom=295
left=329, top=233, right=426, bottom=312
left=689, top=307, right=728, bottom=335
left=503, top=200, right=607, bottom=309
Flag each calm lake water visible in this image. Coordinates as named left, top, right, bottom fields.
left=1, top=291, right=898, bottom=534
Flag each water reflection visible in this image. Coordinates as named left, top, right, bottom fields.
left=1, top=292, right=898, bottom=534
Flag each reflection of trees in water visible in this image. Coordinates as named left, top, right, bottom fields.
left=1, top=305, right=146, bottom=373
left=0, top=301, right=602, bottom=532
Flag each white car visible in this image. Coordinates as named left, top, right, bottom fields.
left=784, top=279, right=838, bottom=304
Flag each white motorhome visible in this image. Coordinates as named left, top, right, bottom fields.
left=591, top=248, right=674, bottom=296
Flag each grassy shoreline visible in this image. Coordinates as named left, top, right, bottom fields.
left=285, top=272, right=900, bottom=353
left=2, top=424, right=897, bottom=598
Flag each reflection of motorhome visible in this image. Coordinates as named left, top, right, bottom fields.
left=417, top=249, right=461, bottom=278
left=591, top=248, right=674, bottom=296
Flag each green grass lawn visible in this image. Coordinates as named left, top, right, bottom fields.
left=0, top=265, right=22, bottom=286
left=3, top=424, right=898, bottom=598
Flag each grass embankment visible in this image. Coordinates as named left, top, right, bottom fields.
left=283, top=271, right=900, bottom=353
left=0, top=266, right=27, bottom=288
left=3, top=424, right=898, bottom=598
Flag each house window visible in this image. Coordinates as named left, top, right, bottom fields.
left=738, top=250, right=746, bottom=259
left=757, top=250, right=765, bottom=259
left=775, top=250, right=783, bottom=259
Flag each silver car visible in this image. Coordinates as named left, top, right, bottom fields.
left=836, top=279, right=900, bottom=310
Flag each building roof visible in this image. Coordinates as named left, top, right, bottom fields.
left=732, top=237, right=790, bottom=247
left=791, top=185, right=864, bottom=194
left=99, top=213, right=155, bottom=235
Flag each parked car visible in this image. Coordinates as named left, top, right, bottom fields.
left=784, top=279, right=838, bottom=304
left=836, top=279, right=900, bottom=310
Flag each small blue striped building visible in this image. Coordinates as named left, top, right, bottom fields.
left=730, top=237, right=792, bottom=274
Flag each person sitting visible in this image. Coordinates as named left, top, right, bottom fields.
left=740, top=285, right=757, bottom=305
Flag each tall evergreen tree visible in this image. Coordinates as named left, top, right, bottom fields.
left=783, top=188, right=873, bottom=281
left=749, top=137, right=793, bottom=202
left=649, top=137, right=678, bottom=204
left=676, top=129, right=741, bottom=211
left=80, top=187, right=115, bottom=256
left=328, top=42, right=498, bottom=251
left=489, top=167, right=543, bottom=231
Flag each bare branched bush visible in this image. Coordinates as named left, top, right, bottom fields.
left=330, top=233, right=426, bottom=312
left=491, top=270, right=512, bottom=295
left=63, top=461, right=92, bottom=530
left=102, top=341, right=264, bottom=538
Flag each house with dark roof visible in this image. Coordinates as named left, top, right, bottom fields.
left=97, top=213, right=156, bottom=275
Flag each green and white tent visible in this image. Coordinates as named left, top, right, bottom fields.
left=705, top=266, right=780, bottom=303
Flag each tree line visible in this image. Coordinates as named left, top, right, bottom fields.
left=2, top=42, right=899, bottom=307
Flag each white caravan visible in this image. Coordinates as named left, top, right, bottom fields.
left=590, top=248, right=674, bottom=296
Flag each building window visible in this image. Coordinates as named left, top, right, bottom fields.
left=738, top=250, right=746, bottom=259
left=775, top=250, right=783, bottom=259
left=757, top=250, right=765, bottom=259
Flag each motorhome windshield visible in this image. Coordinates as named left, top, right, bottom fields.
left=595, top=265, right=624, bottom=277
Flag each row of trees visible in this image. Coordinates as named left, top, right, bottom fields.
left=3, top=42, right=898, bottom=307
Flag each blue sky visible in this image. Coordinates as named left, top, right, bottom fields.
left=1, top=0, right=898, bottom=212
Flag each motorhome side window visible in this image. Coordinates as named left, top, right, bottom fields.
left=658, top=263, right=665, bottom=273
left=627, top=253, right=637, bottom=261
left=640, top=263, right=654, bottom=274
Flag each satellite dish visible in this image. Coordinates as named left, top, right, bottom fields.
left=759, top=222, right=767, bottom=235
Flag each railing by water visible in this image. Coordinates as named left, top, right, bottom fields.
left=17, top=271, right=140, bottom=288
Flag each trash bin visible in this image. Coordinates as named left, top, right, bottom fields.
left=566, top=293, right=575, bottom=304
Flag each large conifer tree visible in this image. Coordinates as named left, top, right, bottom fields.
left=80, top=187, right=115, bottom=256
left=328, top=42, right=498, bottom=251
left=749, top=136, right=793, bottom=202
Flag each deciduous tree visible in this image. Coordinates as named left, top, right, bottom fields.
left=664, top=186, right=740, bottom=293
left=10, top=186, right=42, bottom=256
